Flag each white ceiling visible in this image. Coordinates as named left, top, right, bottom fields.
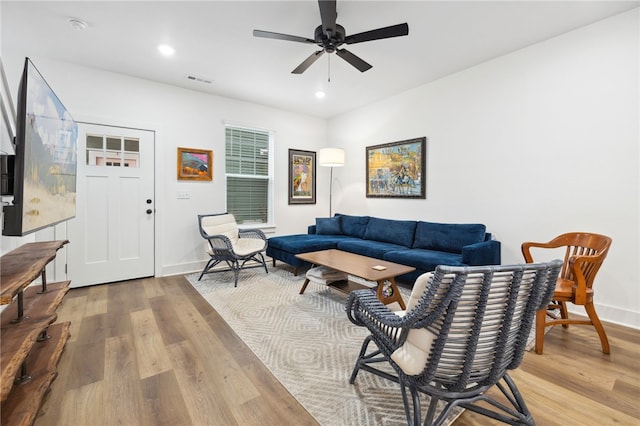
left=2, top=1, right=638, bottom=119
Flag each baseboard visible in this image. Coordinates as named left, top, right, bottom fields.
left=568, top=303, right=639, bottom=330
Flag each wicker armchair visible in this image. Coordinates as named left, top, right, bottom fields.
left=197, top=213, right=268, bottom=286
left=346, top=261, right=562, bottom=426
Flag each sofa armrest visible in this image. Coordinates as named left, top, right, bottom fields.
left=308, top=225, right=317, bottom=234
left=462, top=240, right=501, bottom=266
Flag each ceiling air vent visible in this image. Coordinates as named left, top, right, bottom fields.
left=186, top=75, right=213, bottom=85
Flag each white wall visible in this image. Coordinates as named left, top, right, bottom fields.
left=0, top=53, right=328, bottom=277
left=328, top=9, right=639, bottom=328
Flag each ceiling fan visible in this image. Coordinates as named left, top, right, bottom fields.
left=253, top=0, right=409, bottom=74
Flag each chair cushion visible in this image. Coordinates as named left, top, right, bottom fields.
left=202, top=213, right=239, bottom=245
left=363, top=217, right=417, bottom=248
left=390, top=271, right=490, bottom=377
left=316, top=216, right=342, bottom=235
left=413, top=221, right=486, bottom=253
left=233, top=237, right=266, bottom=256
left=390, top=273, right=437, bottom=376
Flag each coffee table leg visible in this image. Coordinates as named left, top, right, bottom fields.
left=299, top=263, right=316, bottom=294
left=299, top=278, right=310, bottom=294
left=376, top=278, right=406, bottom=310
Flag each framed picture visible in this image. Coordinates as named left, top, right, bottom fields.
left=177, top=147, right=212, bottom=181
left=288, top=149, right=316, bottom=204
left=366, top=137, right=426, bottom=199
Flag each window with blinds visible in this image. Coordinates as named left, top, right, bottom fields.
left=225, top=126, right=272, bottom=224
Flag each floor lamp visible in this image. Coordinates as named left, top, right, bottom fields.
left=318, top=148, right=345, bottom=217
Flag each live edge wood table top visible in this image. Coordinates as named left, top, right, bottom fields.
left=295, top=249, right=415, bottom=310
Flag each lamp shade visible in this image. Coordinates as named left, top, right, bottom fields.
left=318, top=148, right=345, bottom=167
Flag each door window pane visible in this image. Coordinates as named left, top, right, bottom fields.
left=86, top=134, right=140, bottom=168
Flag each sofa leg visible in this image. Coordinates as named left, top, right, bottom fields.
left=272, top=258, right=276, bottom=267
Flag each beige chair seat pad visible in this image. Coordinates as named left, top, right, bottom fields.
left=232, top=238, right=266, bottom=256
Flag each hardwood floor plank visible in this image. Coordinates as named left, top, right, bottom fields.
left=148, top=295, right=190, bottom=346
left=84, top=283, right=108, bottom=317
left=130, top=309, right=173, bottom=379
left=63, top=340, right=105, bottom=390
left=140, top=369, right=193, bottom=426
left=103, top=334, right=149, bottom=425
left=142, top=276, right=166, bottom=299
left=107, top=280, right=150, bottom=314
left=57, top=381, right=105, bottom=426
left=241, top=362, right=319, bottom=425
left=54, top=294, right=86, bottom=343
left=165, top=339, right=238, bottom=425
left=169, top=295, right=262, bottom=406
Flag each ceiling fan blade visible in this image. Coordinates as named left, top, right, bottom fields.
left=336, top=49, right=372, bottom=72
left=253, top=29, right=314, bottom=44
left=292, top=50, right=325, bottom=74
left=318, top=0, right=337, bottom=35
left=344, top=23, right=409, bottom=44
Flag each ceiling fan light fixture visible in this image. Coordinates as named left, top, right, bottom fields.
left=253, top=0, right=409, bottom=75
left=315, top=90, right=326, bottom=99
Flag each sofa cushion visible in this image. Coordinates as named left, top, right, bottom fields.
left=383, top=248, right=466, bottom=272
left=364, top=217, right=417, bottom=248
left=267, top=234, right=347, bottom=254
left=336, top=213, right=370, bottom=239
left=337, top=239, right=408, bottom=260
left=413, top=222, right=486, bottom=253
left=316, top=216, right=342, bottom=235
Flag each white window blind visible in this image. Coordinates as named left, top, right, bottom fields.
left=225, top=126, right=271, bottom=224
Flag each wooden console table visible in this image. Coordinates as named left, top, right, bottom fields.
left=0, top=240, right=71, bottom=426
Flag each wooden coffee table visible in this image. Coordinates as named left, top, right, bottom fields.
left=295, top=249, right=415, bottom=310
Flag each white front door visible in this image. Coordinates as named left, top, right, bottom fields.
left=67, top=123, right=155, bottom=287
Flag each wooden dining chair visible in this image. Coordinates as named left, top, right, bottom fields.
left=521, top=232, right=612, bottom=354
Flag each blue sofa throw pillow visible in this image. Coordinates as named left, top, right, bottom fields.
left=413, top=221, right=486, bottom=253
left=336, top=213, right=370, bottom=239
left=363, top=217, right=417, bottom=248
left=316, top=216, right=342, bottom=235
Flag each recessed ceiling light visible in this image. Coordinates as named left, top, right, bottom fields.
left=158, top=44, right=175, bottom=56
left=315, top=91, right=326, bottom=99
left=68, top=18, right=88, bottom=31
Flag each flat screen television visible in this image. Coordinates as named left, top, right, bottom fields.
left=2, top=58, right=78, bottom=236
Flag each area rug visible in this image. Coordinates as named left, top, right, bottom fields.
left=186, top=267, right=464, bottom=425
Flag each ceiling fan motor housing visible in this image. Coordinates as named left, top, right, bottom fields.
left=314, top=24, right=346, bottom=53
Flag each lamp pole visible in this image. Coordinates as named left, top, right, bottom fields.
left=329, top=166, right=334, bottom=217
left=318, top=148, right=345, bottom=218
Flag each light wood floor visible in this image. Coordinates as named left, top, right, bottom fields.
left=35, top=274, right=639, bottom=426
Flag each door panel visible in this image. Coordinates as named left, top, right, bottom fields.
left=68, top=123, right=154, bottom=287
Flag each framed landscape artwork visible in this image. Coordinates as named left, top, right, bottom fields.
left=288, top=149, right=316, bottom=204
left=366, top=137, right=426, bottom=199
left=177, top=147, right=212, bottom=181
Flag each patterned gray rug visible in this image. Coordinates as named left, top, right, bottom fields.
left=185, top=266, right=464, bottom=426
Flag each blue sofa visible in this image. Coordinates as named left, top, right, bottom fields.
left=266, top=213, right=501, bottom=283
